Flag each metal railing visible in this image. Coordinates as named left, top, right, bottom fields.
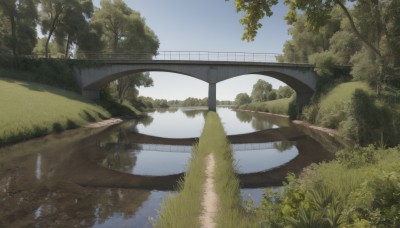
left=81, top=51, right=285, bottom=63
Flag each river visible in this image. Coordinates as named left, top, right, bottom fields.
left=0, top=107, right=338, bottom=227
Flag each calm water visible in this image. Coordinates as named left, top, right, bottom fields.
left=0, top=107, right=335, bottom=227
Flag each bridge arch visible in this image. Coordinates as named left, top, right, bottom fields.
left=74, top=60, right=318, bottom=111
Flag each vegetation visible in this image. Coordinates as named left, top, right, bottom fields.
left=0, top=77, right=110, bottom=145
left=256, top=145, right=400, bottom=227
left=238, top=97, right=294, bottom=116
left=0, top=56, right=80, bottom=92
left=229, top=1, right=400, bottom=227
left=0, top=0, right=159, bottom=107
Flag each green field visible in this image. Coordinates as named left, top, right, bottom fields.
left=0, top=78, right=111, bottom=144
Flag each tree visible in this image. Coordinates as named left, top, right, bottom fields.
left=92, top=0, right=159, bottom=103
left=234, top=93, right=251, bottom=106
left=39, top=0, right=92, bottom=58
left=230, top=0, right=398, bottom=95
left=251, top=79, right=272, bottom=102
left=53, top=0, right=94, bottom=58
left=276, top=86, right=294, bottom=99
left=0, top=0, right=38, bottom=56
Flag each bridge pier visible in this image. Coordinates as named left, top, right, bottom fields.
left=208, top=83, right=216, bottom=111
left=82, top=89, right=100, bottom=100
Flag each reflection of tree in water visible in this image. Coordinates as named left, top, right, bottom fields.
left=99, top=128, right=143, bottom=173
left=273, top=141, right=295, bottom=152
left=139, top=115, right=154, bottom=127
left=168, top=108, right=179, bottom=113
left=93, top=188, right=150, bottom=225
left=156, top=108, right=168, bottom=113
left=236, top=111, right=253, bottom=123
left=101, top=144, right=140, bottom=173
left=251, top=117, right=274, bottom=130
left=182, top=110, right=206, bottom=118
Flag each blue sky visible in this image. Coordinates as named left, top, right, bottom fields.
left=93, top=0, right=291, bottom=100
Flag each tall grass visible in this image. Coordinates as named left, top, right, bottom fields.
left=239, top=97, right=293, bottom=115
left=208, top=112, right=258, bottom=227
left=303, top=81, right=371, bottom=126
left=0, top=78, right=111, bottom=145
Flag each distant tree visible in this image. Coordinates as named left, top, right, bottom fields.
left=0, top=0, right=38, bottom=55
left=276, top=86, right=294, bottom=99
left=251, top=79, right=272, bottom=102
left=267, top=90, right=277, bottom=101
left=234, top=93, right=251, bottom=106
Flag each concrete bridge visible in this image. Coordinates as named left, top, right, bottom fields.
left=73, top=52, right=318, bottom=110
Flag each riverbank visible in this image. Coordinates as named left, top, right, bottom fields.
left=0, top=78, right=140, bottom=146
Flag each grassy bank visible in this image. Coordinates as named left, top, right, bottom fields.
left=0, top=78, right=111, bottom=145
left=155, top=112, right=255, bottom=227
left=256, top=145, right=400, bottom=227
left=238, top=97, right=294, bottom=116
left=303, top=81, right=372, bottom=128
left=303, top=81, right=400, bottom=146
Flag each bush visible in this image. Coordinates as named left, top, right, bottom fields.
left=0, top=55, right=79, bottom=92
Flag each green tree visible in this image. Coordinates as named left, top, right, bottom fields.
left=39, top=0, right=93, bottom=58
left=0, top=0, right=38, bottom=55
left=251, top=79, right=272, bottom=102
left=230, top=0, right=399, bottom=95
left=53, top=0, right=94, bottom=58
left=234, top=93, right=251, bottom=106
left=276, top=86, right=294, bottom=99
left=92, top=0, right=159, bottom=103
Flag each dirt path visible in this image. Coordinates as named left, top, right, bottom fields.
left=200, top=153, right=218, bottom=228
left=83, top=118, right=123, bottom=128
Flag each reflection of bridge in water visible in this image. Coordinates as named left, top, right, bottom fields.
left=70, top=127, right=334, bottom=190
left=116, top=142, right=293, bottom=152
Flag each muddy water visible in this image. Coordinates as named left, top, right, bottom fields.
left=0, top=108, right=339, bottom=227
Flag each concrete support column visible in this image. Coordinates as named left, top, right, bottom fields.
left=82, top=89, right=100, bottom=100
left=208, top=83, right=216, bottom=111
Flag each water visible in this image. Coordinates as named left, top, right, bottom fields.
left=0, top=107, right=335, bottom=227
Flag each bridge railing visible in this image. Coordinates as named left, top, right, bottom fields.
left=81, top=51, right=287, bottom=63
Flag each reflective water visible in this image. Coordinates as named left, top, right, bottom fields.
left=0, top=107, right=335, bottom=227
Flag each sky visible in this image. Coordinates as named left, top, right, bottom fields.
left=93, top=0, right=291, bottom=101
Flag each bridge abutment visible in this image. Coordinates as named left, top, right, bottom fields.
left=82, top=89, right=100, bottom=100
left=208, top=83, right=216, bottom=111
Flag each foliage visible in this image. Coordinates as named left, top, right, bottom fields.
left=39, top=0, right=94, bottom=58
left=257, top=146, right=400, bottom=227
left=239, top=96, right=294, bottom=116
left=90, top=0, right=159, bottom=103
left=0, top=0, right=38, bottom=56
left=226, top=0, right=278, bottom=41
left=251, top=79, right=273, bottom=102
left=0, top=78, right=110, bottom=145
left=234, top=92, right=251, bottom=106
left=0, top=55, right=80, bottom=92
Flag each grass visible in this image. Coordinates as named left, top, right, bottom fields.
left=0, top=77, right=111, bottom=145
left=303, top=81, right=372, bottom=128
left=154, top=131, right=206, bottom=227
left=239, top=97, right=293, bottom=115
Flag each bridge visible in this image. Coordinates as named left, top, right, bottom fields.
left=73, top=51, right=318, bottom=111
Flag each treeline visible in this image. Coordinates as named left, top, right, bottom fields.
left=0, top=0, right=159, bottom=105
left=136, top=96, right=233, bottom=109
left=234, top=80, right=294, bottom=106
